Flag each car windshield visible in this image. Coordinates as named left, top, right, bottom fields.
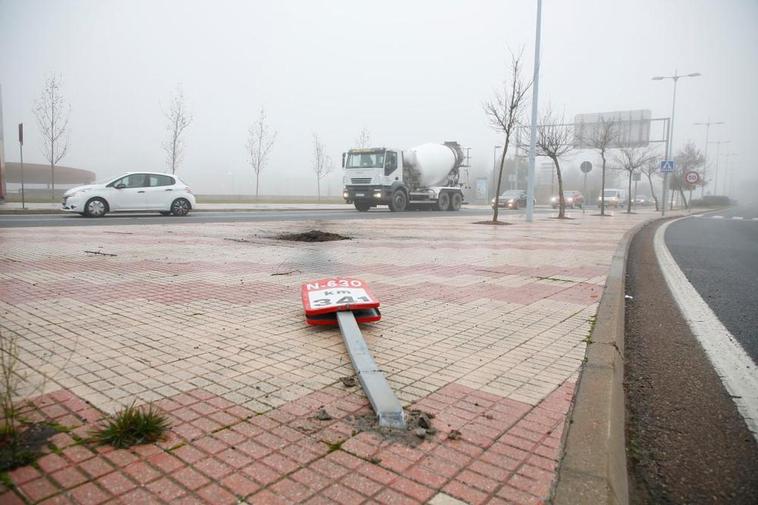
left=346, top=151, right=385, bottom=169
left=500, top=191, right=522, bottom=198
left=603, top=190, right=619, bottom=197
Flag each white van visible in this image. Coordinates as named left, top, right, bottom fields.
left=598, top=188, right=626, bottom=208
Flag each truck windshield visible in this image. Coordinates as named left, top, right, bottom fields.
left=346, top=152, right=385, bottom=168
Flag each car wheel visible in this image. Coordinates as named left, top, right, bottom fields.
left=437, top=191, right=450, bottom=211
left=84, top=197, right=108, bottom=218
left=449, top=192, right=462, bottom=211
left=171, top=198, right=191, bottom=216
left=354, top=202, right=370, bottom=212
left=388, top=190, right=407, bottom=212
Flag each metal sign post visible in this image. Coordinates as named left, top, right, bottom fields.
left=660, top=160, right=675, bottom=215
left=580, top=161, right=592, bottom=215
left=301, top=278, right=406, bottom=429
left=18, top=123, right=25, bottom=210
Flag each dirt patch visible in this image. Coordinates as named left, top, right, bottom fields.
left=473, top=220, right=512, bottom=226
left=276, top=230, right=351, bottom=242
left=0, top=423, right=59, bottom=471
left=336, top=409, right=438, bottom=447
left=624, top=220, right=758, bottom=504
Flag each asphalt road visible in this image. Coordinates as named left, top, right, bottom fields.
left=625, top=219, right=758, bottom=504
left=665, top=205, right=758, bottom=362
left=0, top=207, right=558, bottom=228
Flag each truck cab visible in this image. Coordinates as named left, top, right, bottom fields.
left=342, top=148, right=404, bottom=211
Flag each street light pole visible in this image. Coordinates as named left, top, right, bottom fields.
left=693, top=119, right=724, bottom=197
left=721, top=152, right=737, bottom=196
left=652, top=70, right=701, bottom=215
left=526, top=0, right=542, bottom=223
left=708, top=140, right=730, bottom=195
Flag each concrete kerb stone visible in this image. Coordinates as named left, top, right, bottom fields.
left=551, top=218, right=654, bottom=505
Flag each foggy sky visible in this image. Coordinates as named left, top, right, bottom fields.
left=1, top=0, right=756, bottom=198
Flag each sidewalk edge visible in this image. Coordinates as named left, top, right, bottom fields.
left=551, top=218, right=652, bottom=505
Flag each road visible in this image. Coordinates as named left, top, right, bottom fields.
left=665, top=205, right=758, bottom=361
left=0, top=207, right=558, bottom=228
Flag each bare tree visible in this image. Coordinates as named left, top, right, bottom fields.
left=580, top=118, right=619, bottom=216
left=163, top=85, right=192, bottom=174
left=34, top=74, right=70, bottom=201
left=536, top=108, right=573, bottom=218
left=484, top=51, right=531, bottom=223
left=246, top=108, right=277, bottom=198
left=312, top=134, right=332, bottom=201
left=355, top=128, right=371, bottom=148
left=614, top=146, right=658, bottom=213
left=673, top=142, right=705, bottom=210
left=640, top=158, right=662, bottom=211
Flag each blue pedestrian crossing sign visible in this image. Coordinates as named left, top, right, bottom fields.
left=660, top=160, right=675, bottom=173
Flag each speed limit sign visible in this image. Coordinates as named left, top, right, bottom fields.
left=685, top=171, right=700, bottom=185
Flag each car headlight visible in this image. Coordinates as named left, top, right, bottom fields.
left=567, top=198, right=573, bottom=203
left=550, top=197, right=557, bottom=202
left=491, top=198, right=495, bottom=203
left=373, top=192, right=382, bottom=198
left=507, top=199, right=514, bottom=203
left=343, top=191, right=349, bottom=199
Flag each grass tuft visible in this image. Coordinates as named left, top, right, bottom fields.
left=91, top=402, right=171, bottom=449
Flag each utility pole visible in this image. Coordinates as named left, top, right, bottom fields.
left=526, top=0, right=542, bottom=223
left=693, top=119, right=724, bottom=197
left=721, top=152, right=737, bottom=196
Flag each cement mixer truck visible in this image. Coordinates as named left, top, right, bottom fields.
left=341, top=141, right=465, bottom=212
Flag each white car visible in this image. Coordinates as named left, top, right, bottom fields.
left=62, top=172, right=196, bottom=217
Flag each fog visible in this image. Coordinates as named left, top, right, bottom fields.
left=1, top=0, right=756, bottom=200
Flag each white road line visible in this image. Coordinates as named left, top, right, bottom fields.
left=655, top=219, right=758, bottom=441
left=732, top=216, right=744, bottom=220
left=712, top=215, right=725, bottom=219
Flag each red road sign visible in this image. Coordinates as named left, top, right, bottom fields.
left=301, top=278, right=381, bottom=325
left=685, top=171, right=700, bottom=185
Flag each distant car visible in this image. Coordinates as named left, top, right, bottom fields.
left=550, top=190, right=584, bottom=209
left=633, top=194, right=651, bottom=206
left=62, top=172, right=196, bottom=217
left=598, top=188, right=626, bottom=209
left=492, top=189, right=528, bottom=210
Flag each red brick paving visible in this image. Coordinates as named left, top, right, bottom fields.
left=2, top=381, right=572, bottom=504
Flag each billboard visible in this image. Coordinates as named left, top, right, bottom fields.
left=573, top=109, right=651, bottom=149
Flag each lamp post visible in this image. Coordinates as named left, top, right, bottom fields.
left=526, top=0, right=543, bottom=223
left=724, top=153, right=737, bottom=196
left=693, top=119, right=724, bottom=197
left=708, top=140, right=731, bottom=195
left=652, top=70, right=701, bottom=215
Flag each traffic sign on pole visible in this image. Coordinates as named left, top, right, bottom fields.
left=301, top=278, right=404, bottom=429
left=660, top=160, right=675, bottom=173
left=684, top=171, right=699, bottom=185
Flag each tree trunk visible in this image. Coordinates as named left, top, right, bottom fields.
left=670, top=184, right=675, bottom=210
left=554, top=156, right=565, bottom=218
left=317, top=177, right=321, bottom=201
left=626, top=170, right=633, bottom=214
left=646, top=172, right=659, bottom=211
left=679, top=187, right=688, bottom=209
left=492, top=136, right=510, bottom=223
left=256, top=172, right=260, bottom=199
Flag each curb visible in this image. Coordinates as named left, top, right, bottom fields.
left=551, top=218, right=653, bottom=505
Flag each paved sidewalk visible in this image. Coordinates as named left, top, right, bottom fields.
left=0, top=210, right=654, bottom=504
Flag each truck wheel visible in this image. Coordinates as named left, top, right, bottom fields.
left=354, top=202, right=370, bottom=212
left=437, top=191, right=450, bottom=211
left=389, top=190, right=407, bottom=212
left=449, top=192, right=462, bottom=211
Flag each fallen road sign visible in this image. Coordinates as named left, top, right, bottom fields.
left=301, top=278, right=404, bottom=429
